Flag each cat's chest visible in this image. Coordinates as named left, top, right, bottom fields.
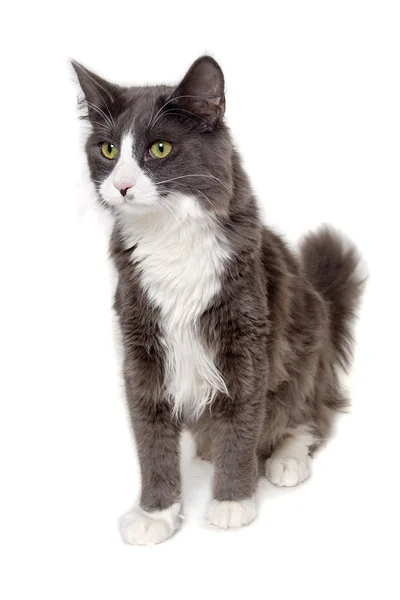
left=129, top=217, right=229, bottom=416
left=133, top=225, right=224, bottom=322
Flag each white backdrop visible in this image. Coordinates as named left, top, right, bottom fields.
left=1, top=1, right=399, bottom=598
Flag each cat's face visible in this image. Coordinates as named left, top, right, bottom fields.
left=73, top=57, right=234, bottom=219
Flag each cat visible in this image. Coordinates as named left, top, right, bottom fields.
left=72, top=56, right=365, bottom=545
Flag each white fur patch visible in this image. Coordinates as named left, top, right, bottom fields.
left=265, top=426, right=313, bottom=487
left=99, top=133, right=160, bottom=213
left=206, top=497, right=257, bottom=529
left=265, top=457, right=310, bottom=487
left=119, top=502, right=181, bottom=546
left=122, top=193, right=230, bottom=418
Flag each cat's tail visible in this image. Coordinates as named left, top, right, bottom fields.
left=299, top=226, right=366, bottom=370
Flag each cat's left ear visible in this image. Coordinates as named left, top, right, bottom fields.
left=71, top=61, right=120, bottom=123
left=170, top=56, right=225, bottom=130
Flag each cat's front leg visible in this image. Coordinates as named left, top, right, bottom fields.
left=119, top=357, right=182, bottom=546
left=206, top=384, right=265, bottom=530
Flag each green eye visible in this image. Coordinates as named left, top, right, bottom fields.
left=101, top=142, right=118, bottom=159
left=149, top=141, right=172, bottom=159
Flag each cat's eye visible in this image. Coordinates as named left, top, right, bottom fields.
left=149, top=141, right=172, bottom=159
left=101, top=142, right=118, bottom=160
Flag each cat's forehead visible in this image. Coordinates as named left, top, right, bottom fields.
left=115, top=85, right=174, bottom=137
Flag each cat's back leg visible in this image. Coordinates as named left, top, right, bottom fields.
left=264, top=425, right=314, bottom=487
left=189, top=414, right=213, bottom=461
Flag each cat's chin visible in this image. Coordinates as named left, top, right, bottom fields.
left=101, top=196, right=159, bottom=218
left=117, top=201, right=160, bottom=219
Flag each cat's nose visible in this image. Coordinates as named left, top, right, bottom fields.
left=114, top=180, right=135, bottom=196
left=119, top=186, right=133, bottom=197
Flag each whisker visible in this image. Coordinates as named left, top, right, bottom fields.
left=74, top=63, right=116, bottom=129
left=158, top=198, right=181, bottom=226
left=156, top=197, right=179, bottom=227
left=162, top=181, right=213, bottom=207
left=154, top=173, right=232, bottom=193
left=192, top=188, right=213, bottom=206
left=89, top=121, right=113, bottom=134
left=86, top=101, right=114, bottom=131
left=103, top=102, right=116, bottom=129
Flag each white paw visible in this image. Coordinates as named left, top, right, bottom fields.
left=206, top=497, right=257, bottom=529
left=265, top=457, right=310, bottom=487
left=119, top=503, right=181, bottom=546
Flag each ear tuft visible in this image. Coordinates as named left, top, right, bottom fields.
left=71, top=61, right=120, bottom=125
left=170, top=56, right=225, bottom=130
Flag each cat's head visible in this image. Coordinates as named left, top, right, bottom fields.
left=72, top=56, right=234, bottom=220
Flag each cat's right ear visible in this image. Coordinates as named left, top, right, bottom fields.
left=71, top=61, right=120, bottom=124
left=169, top=56, right=226, bottom=131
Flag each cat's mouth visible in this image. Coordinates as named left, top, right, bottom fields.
left=120, top=191, right=136, bottom=205
left=116, top=192, right=156, bottom=213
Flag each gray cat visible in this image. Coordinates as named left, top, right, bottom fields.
left=72, top=56, right=364, bottom=545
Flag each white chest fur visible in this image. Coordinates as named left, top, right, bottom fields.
left=123, top=194, right=229, bottom=418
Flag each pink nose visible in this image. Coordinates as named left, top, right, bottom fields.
left=118, top=186, right=133, bottom=197
left=114, top=181, right=135, bottom=197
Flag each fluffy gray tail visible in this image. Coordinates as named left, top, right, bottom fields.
left=300, top=227, right=366, bottom=370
